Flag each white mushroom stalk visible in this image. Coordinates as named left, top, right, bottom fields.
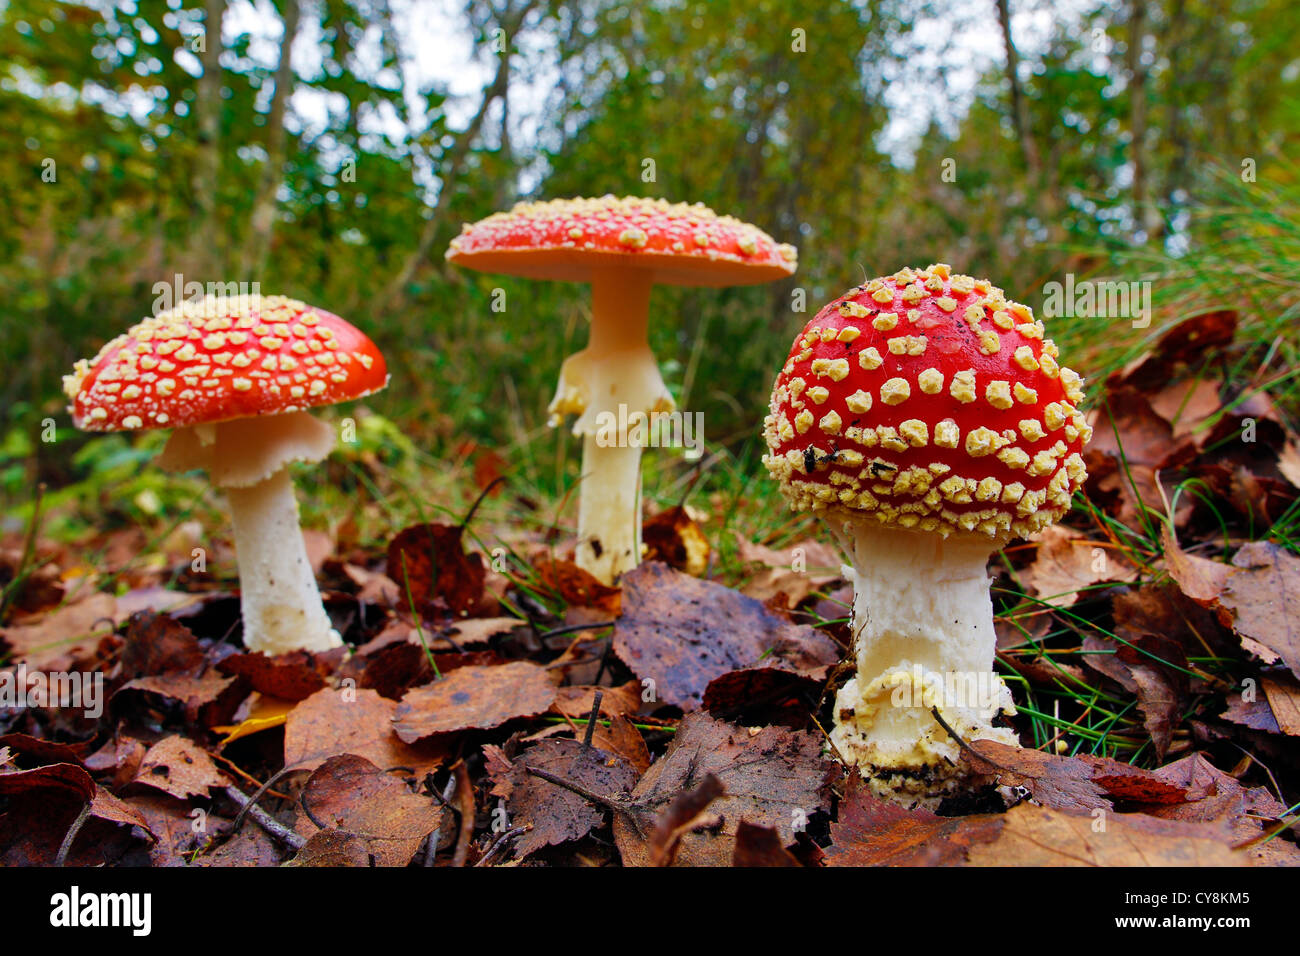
left=445, top=196, right=799, bottom=586
left=158, top=412, right=341, bottom=654
left=762, top=264, right=1092, bottom=805
left=824, top=518, right=1017, bottom=801
left=548, top=269, right=672, bottom=583
left=64, top=294, right=390, bottom=657
left=224, top=468, right=337, bottom=654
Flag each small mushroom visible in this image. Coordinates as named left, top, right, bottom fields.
left=762, top=264, right=1092, bottom=804
left=447, top=195, right=797, bottom=584
left=63, top=294, right=388, bottom=654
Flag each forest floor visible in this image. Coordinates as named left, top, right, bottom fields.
left=2, top=308, right=1299, bottom=867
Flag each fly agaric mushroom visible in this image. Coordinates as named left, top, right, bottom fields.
left=762, top=264, right=1091, bottom=803
left=447, top=195, right=797, bottom=584
left=63, top=294, right=388, bottom=655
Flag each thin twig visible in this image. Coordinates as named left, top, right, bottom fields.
left=460, top=475, right=507, bottom=530
left=224, top=786, right=306, bottom=851
left=474, top=824, right=530, bottom=867
left=929, top=705, right=1015, bottom=773
left=54, top=801, right=92, bottom=867
left=423, top=776, right=458, bottom=867
left=452, top=762, right=474, bottom=867
left=592, top=633, right=616, bottom=685
left=228, top=764, right=301, bottom=831
left=525, top=765, right=632, bottom=816
left=210, top=751, right=293, bottom=800
left=536, top=621, right=615, bottom=641
left=582, top=691, right=603, bottom=749
left=298, top=786, right=329, bottom=831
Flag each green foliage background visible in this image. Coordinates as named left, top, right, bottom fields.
left=3, top=0, right=1298, bottom=520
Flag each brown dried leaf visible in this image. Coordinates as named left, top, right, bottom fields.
left=392, top=661, right=557, bottom=742
left=0, top=591, right=117, bottom=671
left=613, top=713, right=834, bottom=867
left=1084, top=387, right=1192, bottom=526
left=0, top=790, right=140, bottom=866
left=613, top=562, right=839, bottom=710
left=341, top=563, right=400, bottom=605
left=296, top=754, right=443, bottom=866
left=285, top=829, right=371, bottom=866
left=825, top=773, right=1003, bottom=866
left=1217, top=541, right=1300, bottom=680
left=387, top=523, right=486, bottom=618
left=1087, top=386, right=1177, bottom=468
left=119, top=611, right=204, bottom=677
left=1149, top=377, right=1222, bottom=437
left=116, top=672, right=244, bottom=727
left=284, top=687, right=449, bottom=775
left=702, top=661, right=826, bottom=728
left=644, top=773, right=727, bottom=866
left=0, top=733, right=89, bottom=769
left=1023, top=526, right=1139, bottom=608
left=1278, top=442, right=1300, bottom=490
left=195, top=821, right=283, bottom=867
left=964, top=740, right=1187, bottom=810
left=590, top=713, right=652, bottom=775
left=966, top=801, right=1245, bottom=866
left=135, top=735, right=229, bottom=799
left=441, top=616, right=529, bottom=646
left=1263, top=676, right=1300, bottom=736
left=129, top=793, right=222, bottom=866
left=551, top=681, right=642, bottom=720
left=0, top=761, right=94, bottom=799
left=89, top=788, right=151, bottom=834
left=217, top=650, right=329, bottom=701
left=1220, top=693, right=1280, bottom=733
left=488, top=738, right=639, bottom=858
left=1160, top=526, right=1234, bottom=605
left=534, top=558, right=622, bottom=615
left=0, top=549, right=64, bottom=617
left=642, top=506, right=710, bottom=577
left=1150, top=753, right=1300, bottom=866
left=734, top=534, right=842, bottom=607
left=1116, top=310, right=1237, bottom=390
left=302, top=528, right=334, bottom=575
left=995, top=650, right=1087, bottom=689
left=733, top=821, right=803, bottom=866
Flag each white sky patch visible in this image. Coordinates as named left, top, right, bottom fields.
left=8, top=0, right=1093, bottom=182
left=877, top=0, right=1088, bottom=165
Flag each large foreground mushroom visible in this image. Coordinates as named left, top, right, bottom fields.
left=64, top=294, right=388, bottom=654
left=762, top=264, right=1091, bottom=803
left=447, top=195, right=797, bottom=584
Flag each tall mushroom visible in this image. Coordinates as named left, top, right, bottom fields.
left=447, top=196, right=797, bottom=584
left=64, top=294, right=388, bottom=655
left=762, top=264, right=1092, bottom=803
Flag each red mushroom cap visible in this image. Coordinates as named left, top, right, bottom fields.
left=763, top=264, right=1092, bottom=540
left=446, top=195, right=798, bottom=286
left=64, top=295, right=388, bottom=432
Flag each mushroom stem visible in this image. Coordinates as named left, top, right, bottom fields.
left=825, top=516, right=1018, bottom=802
left=576, top=434, right=643, bottom=582
left=551, top=269, right=672, bottom=584
left=589, top=268, right=653, bottom=354
left=224, top=467, right=340, bottom=654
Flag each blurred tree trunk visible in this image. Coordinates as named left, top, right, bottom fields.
left=242, top=0, right=302, bottom=279
left=995, top=0, right=1062, bottom=245
left=1163, top=0, right=1190, bottom=214
left=497, top=82, right=514, bottom=208
left=377, top=0, right=538, bottom=315
left=1127, top=0, right=1159, bottom=240
left=188, top=0, right=225, bottom=279
left=995, top=0, right=1040, bottom=177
